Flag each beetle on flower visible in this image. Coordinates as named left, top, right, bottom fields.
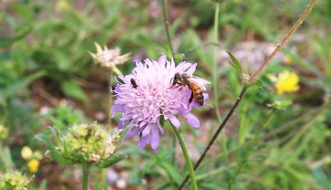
left=111, top=55, right=210, bottom=149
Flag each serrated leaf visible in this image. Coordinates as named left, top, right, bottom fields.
left=60, top=80, right=88, bottom=104
left=160, top=162, right=182, bottom=185
left=226, top=51, right=242, bottom=73
left=96, top=154, right=126, bottom=168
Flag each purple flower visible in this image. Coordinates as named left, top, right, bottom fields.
left=111, top=56, right=210, bottom=149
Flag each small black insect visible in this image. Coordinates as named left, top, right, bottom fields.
left=130, top=78, right=138, bottom=88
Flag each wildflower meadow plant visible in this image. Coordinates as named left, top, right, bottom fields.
left=0, top=171, right=33, bottom=190
left=111, top=55, right=210, bottom=150
left=40, top=122, right=125, bottom=190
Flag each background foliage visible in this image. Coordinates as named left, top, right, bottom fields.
left=0, top=0, right=330, bottom=189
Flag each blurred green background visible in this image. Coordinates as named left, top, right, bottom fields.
left=0, top=0, right=330, bottom=189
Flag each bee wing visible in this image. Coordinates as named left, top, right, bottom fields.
left=192, top=76, right=210, bottom=84
left=191, top=76, right=210, bottom=86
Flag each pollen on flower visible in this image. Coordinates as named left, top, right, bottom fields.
left=275, top=70, right=300, bottom=94
left=111, top=55, right=210, bottom=150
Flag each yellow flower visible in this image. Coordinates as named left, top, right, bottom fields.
left=275, top=70, right=300, bottom=94
left=27, top=159, right=40, bottom=173
left=21, top=146, right=43, bottom=173
left=21, top=146, right=33, bottom=160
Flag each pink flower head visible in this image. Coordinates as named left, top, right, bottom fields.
left=111, top=56, right=210, bottom=149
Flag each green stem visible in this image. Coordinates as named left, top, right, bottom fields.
left=171, top=124, right=198, bottom=190
left=228, top=109, right=276, bottom=190
left=108, top=70, right=113, bottom=129
left=82, top=162, right=90, bottom=190
left=161, top=0, right=175, bottom=59
left=172, top=134, right=176, bottom=166
left=213, top=2, right=221, bottom=122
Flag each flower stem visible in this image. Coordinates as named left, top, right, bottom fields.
left=171, top=124, right=198, bottom=190
left=178, top=86, right=248, bottom=189
left=213, top=2, right=222, bottom=122
left=82, top=162, right=90, bottom=190
left=161, top=0, right=175, bottom=59
left=228, top=109, right=276, bottom=190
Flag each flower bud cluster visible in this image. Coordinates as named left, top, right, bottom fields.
left=57, top=122, right=121, bottom=163
left=0, top=171, right=32, bottom=190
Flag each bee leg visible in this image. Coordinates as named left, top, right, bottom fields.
left=188, top=91, right=194, bottom=105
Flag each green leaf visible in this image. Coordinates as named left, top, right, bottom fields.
left=0, top=71, right=45, bottom=99
left=226, top=51, right=242, bottom=73
left=5, top=181, right=14, bottom=190
left=96, top=154, right=126, bottom=168
left=114, top=124, right=133, bottom=152
left=0, top=26, right=32, bottom=48
left=1, top=147, right=14, bottom=171
left=53, top=50, right=72, bottom=71
left=160, top=162, right=182, bottom=185
left=60, top=80, right=88, bottom=104
left=35, top=133, right=74, bottom=166
left=36, top=180, right=47, bottom=190
left=268, top=100, right=293, bottom=110
left=247, top=79, right=262, bottom=88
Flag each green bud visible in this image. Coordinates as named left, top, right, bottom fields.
left=57, top=122, right=122, bottom=163
left=267, top=100, right=293, bottom=110
left=0, top=171, right=33, bottom=190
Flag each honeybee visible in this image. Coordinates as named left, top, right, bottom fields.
left=172, top=72, right=206, bottom=106
left=130, top=78, right=138, bottom=88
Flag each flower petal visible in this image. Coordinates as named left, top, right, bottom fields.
left=182, top=113, right=200, bottom=128
left=151, top=127, right=160, bottom=149
left=186, top=63, right=197, bottom=74
left=138, top=135, right=150, bottom=149
left=169, top=115, right=180, bottom=128
left=142, top=123, right=153, bottom=137
left=126, top=126, right=141, bottom=138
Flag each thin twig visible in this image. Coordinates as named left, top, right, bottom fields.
left=249, top=0, right=318, bottom=82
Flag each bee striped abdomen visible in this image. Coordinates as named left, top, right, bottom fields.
left=188, top=82, right=204, bottom=106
